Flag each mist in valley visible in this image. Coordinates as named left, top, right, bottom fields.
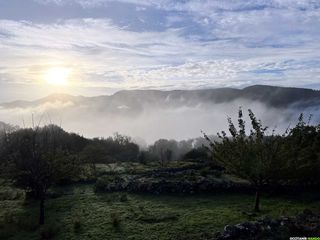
left=1, top=91, right=318, bottom=145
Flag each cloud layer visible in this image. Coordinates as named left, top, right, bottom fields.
left=0, top=0, right=320, bottom=101
left=2, top=95, right=319, bottom=143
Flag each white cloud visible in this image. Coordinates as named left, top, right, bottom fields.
left=0, top=0, right=320, bottom=99
left=35, top=0, right=320, bottom=11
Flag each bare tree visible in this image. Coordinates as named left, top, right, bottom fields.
left=4, top=125, right=81, bottom=225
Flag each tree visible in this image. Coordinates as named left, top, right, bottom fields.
left=3, top=125, right=82, bottom=225
left=177, top=140, right=193, bottom=158
left=81, top=139, right=112, bottom=176
left=149, top=139, right=178, bottom=167
left=204, top=108, right=285, bottom=211
left=184, top=146, right=210, bottom=162
left=0, top=122, right=19, bottom=177
left=283, top=114, right=320, bottom=186
left=81, top=133, right=140, bottom=164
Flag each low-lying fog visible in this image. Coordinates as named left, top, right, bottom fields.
left=1, top=95, right=319, bottom=144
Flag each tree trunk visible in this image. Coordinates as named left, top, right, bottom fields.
left=39, top=196, right=45, bottom=225
left=254, top=189, right=260, bottom=212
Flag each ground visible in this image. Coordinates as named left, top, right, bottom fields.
left=1, top=184, right=319, bottom=240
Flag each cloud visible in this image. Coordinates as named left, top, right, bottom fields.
left=1, top=0, right=319, bottom=141
left=34, top=0, right=320, bottom=11
left=1, top=94, right=317, bottom=143
left=0, top=0, right=320, bottom=101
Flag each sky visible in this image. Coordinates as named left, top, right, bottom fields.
left=0, top=0, right=320, bottom=101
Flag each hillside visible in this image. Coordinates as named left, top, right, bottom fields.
left=1, top=85, right=320, bottom=110
left=1, top=85, right=320, bottom=142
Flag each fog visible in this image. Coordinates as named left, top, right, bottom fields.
left=1, top=95, right=319, bottom=144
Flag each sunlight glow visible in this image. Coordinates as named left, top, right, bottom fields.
left=44, top=67, right=71, bottom=86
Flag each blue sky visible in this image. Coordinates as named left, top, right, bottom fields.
left=0, top=0, right=320, bottom=101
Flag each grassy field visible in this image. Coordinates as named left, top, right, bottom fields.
left=0, top=184, right=319, bottom=240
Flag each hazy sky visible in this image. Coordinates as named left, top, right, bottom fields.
left=1, top=0, right=320, bottom=101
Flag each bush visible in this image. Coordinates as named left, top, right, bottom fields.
left=94, top=174, right=127, bottom=192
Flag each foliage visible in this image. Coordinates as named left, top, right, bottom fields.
left=0, top=122, right=19, bottom=177
left=148, top=139, right=177, bottom=167
left=204, top=108, right=285, bottom=185
left=1, top=125, right=83, bottom=224
left=6, top=125, right=83, bottom=191
left=148, top=139, right=195, bottom=166
left=282, top=114, right=320, bottom=186
left=204, top=108, right=274, bottom=211
left=81, top=133, right=140, bottom=165
left=184, top=147, right=211, bottom=162
left=203, top=108, right=320, bottom=211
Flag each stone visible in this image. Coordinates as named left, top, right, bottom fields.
left=215, top=211, right=320, bottom=240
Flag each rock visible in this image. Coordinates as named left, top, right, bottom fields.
left=261, top=216, right=272, bottom=224
left=215, top=211, right=320, bottom=240
left=269, top=219, right=279, bottom=228
left=242, top=221, right=258, bottom=234
left=234, top=224, right=245, bottom=231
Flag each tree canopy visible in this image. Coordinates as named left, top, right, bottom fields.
left=204, top=109, right=320, bottom=211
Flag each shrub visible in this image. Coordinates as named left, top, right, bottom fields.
left=94, top=174, right=126, bottom=192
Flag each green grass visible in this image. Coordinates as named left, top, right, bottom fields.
left=1, top=184, right=319, bottom=240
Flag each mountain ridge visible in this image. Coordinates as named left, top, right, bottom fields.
left=1, top=85, right=320, bottom=109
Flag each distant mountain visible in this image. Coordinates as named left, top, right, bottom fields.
left=1, top=85, right=320, bottom=142
left=1, top=85, right=320, bottom=110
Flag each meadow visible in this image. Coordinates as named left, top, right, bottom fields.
left=1, top=182, right=319, bottom=240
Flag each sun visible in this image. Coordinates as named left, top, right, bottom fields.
left=44, top=67, right=71, bottom=86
